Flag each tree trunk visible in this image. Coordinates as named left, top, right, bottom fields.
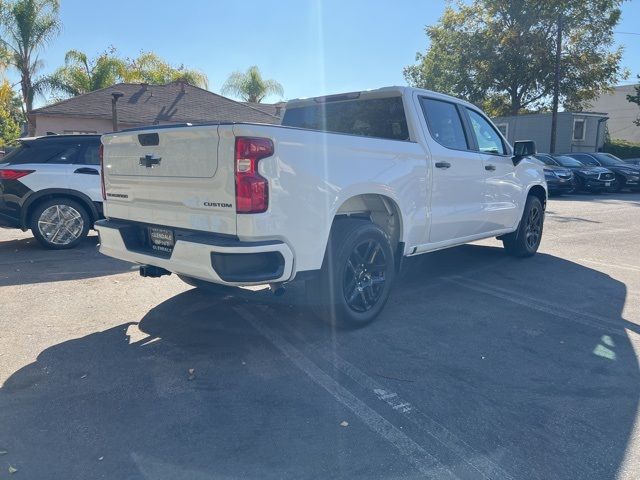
left=509, top=96, right=521, bottom=115
left=509, top=86, right=521, bottom=115
left=550, top=16, right=563, bottom=154
left=21, top=71, right=35, bottom=136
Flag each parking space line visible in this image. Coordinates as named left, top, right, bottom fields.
left=254, top=305, right=515, bottom=480
left=233, top=306, right=459, bottom=480
left=447, top=277, right=627, bottom=335
left=317, top=346, right=513, bottom=480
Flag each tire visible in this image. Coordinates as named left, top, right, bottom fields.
left=307, top=218, right=395, bottom=329
left=502, top=195, right=544, bottom=258
left=611, top=176, right=624, bottom=193
left=177, top=275, right=236, bottom=294
left=30, top=198, right=91, bottom=249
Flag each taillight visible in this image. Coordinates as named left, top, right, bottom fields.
left=235, top=137, right=273, bottom=213
left=0, top=169, right=34, bottom=180
left=99, top=143, right=106, bottom=200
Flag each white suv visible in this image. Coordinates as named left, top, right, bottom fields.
left=0, top=134, right=103, bottom=249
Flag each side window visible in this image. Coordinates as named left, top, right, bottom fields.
left=10, top=142, right=81, bottom=165
left=496, top=123, right=508, bottom=137
left=420, top=98, right=469, bottom=150
left=46, top=143, right=82, bottom=164
left=82, top=143, right=100, bottom=165
left=571, top=154, right=597, bottom=166
left=466, top=109, right=506, bottom=155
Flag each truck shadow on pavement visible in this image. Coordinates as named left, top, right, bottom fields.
left=0, top=233, right=131, bottom=287
left=1, top=245, right=638, bottom=480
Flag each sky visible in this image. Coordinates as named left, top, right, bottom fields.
left=18, top=0, right=640, bottom=106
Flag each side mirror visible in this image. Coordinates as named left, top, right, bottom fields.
left=513, top=140, right=536, bottom=165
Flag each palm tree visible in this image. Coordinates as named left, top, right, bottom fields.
left=0, top=0, right=61, bottom=135
left=122, top=52, right=208, bottom=89
left=221, top=66, right=284, bottom=103
left=44, top=49, right=126, bottom=98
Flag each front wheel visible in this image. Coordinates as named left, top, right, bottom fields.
left=502, top=195, right=544, bottom=257
left=307, top=219, right=395, bottom=329
left=611, top=177, right=624, bottom=193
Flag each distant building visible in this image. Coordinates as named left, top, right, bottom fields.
left=29, top=81, right=280, bottom=136
left=491, top=111, right=609, bottom=154
left=586, top=84, right=640, bottom=144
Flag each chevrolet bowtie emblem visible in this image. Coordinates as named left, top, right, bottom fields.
left=139, top=154, right=161, bottom=168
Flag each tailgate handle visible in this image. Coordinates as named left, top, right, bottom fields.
left=138, top=133, right=159, bottom=146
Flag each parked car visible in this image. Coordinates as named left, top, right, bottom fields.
left=532, top=154, right=575, bottom=195
left=96, top=86, right=546, bottom=327
left=563, top=152, right=640, bottom=192
left=0, top=134, right=102, bottom=249
left=623, top=158, right=640, bottom=167
left=546, top=154, right=615, bottom=193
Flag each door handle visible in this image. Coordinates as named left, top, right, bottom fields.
left=485, top=164, right=496, bottom=171
left=74, top=167, right=99, bottom=175
left=435, top=162, right=451, bottom=169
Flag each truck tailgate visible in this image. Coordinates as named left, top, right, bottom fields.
left=101, top=125, right=237, bottom=235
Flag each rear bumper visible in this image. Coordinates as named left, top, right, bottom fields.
left=95, top=219, right=294, bottom=286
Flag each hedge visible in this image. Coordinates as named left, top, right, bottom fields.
left=603, top=139, right=640, bottom=159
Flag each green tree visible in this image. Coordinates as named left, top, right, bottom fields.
left=122, top=52, right=208, bottom=89
left=221, top=66, right=284, bottom=103
left=404, top=0, right=627, bottom=116
left=627, top=75, right=640, bottom=126
left=0, top=80, right=23, bottom=146
left=0, top=0, right=61, bottom=135
left=44, top=48, right=126, bottom=97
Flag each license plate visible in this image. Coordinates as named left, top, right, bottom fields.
left=148, top=227, right=174, bottom=253
left=605, top=182, right=611, bottom=187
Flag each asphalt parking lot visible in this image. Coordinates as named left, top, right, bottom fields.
left=1, top=193, right=640, bottom=480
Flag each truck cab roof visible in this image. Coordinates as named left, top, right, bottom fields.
left=285, top=86, right=478, bottom=111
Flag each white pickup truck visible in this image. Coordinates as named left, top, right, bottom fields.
left=96, top=86, right=546, bottom=327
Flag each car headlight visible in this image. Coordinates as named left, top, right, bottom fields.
left=544, top=170, right=557, bottom=179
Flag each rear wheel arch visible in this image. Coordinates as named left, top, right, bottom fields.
left=334, top=193, right=404, bottom=260
left=22, top=189, right=99, bottom=228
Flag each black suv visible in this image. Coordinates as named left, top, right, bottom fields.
left=0, top=134, right=103, bottom=249
left=564, top=152, right=640, bottom=192
left=545, top=154, right=616, bottom=193
left=533, top=154, right=575, bottom=195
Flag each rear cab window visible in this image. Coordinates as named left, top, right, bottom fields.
left=281, top=95, right=410, bottom=141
